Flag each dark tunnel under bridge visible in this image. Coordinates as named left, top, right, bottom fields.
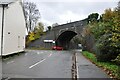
left=56, top=30, right=77, bottom=50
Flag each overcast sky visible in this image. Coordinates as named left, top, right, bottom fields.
left=28, top=0, right=119, bottom=30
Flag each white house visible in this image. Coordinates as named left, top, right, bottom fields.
left=0, top=0, right=26, bottom=56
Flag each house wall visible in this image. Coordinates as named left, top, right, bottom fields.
left=0, top=6, right=3, bottom=56
left=2, top=1, right=26, bottom=56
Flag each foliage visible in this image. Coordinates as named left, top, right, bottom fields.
left=102, top=8, right=114, bottom=22
left=28, top=22, right=44, bottom=41
left=82, top=25, right=92, bottom=36
left=112, top=54, right=120, bottom=65
left=90, top=22, right=105, bottom=40
left=82, top=51, right=96, bottom=62
left=26, top=22, right=44, bottom=47
left=28, top=32, right=35, bottom=41
left=47, top=26, right=52, bottom=31
left=86, top=6, right=120, bottom=61
left=81, top=24, right=96, bottom=52
left=82, top=51, right=119, bottom=79
left=23, top=1, right=40, bottom=33
left=81, top=26, right=91, bottom=47
left=87, top=13, right=99, bottom=23
left=95, top=33, right=120, bottom=61
left=83, top=5, right=120, bottom=73
left=34, top=22, right=44, bottom=39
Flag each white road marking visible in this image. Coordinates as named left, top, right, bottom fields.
left=29, top=53, right=53, bottom=69
left=7, top=61, right=14, bottom=64
left=25, top=53, right=28, bottom=56
left=37, top=52, right=44, bottom=54
left=4, top=77, right=11, bottom=80
left=29, top=59, right=46, bottom=69
left=48, top=53, right=52, bottom=57
left=76, top=53, right=79, bottom=78
left=37, top=52, right=40, bottom=54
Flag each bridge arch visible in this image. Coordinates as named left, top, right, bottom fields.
left=56, top=30, right=77, bottom=49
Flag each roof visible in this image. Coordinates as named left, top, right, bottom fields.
left=0, top=0, right=18, bottom=5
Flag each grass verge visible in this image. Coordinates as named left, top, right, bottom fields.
left=82, top=51, right=119, bottom=79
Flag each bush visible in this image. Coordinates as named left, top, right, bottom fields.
left=89, top=8, right=120, bottom=62
left=113, top=54, right=120, bottom=65
left=95, top=34, right=120, bottom=61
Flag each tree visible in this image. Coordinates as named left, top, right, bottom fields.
left=117, top=1, right=120, bottom=11
left=28, top=32, right=35, bottom=41
left=99, top=15, right=103, bottom=22
left=34, top=22, right=44, bottom=39
left=83, top=1, right=120, bottom=61
left=47, top=26, right=51, bottom=31
left=87, top=13, right=99, bottom=23
left=102, top=8, right=114, bottom=22
left=34, top=22, right=44, bottom=33
left=90, top=8, right=120, bottom=61
left=23, top=1, right=40, bottom=33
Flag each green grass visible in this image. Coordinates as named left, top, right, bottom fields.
left=82, top=51, right=97, bottom=62
left=82, top=51, right=119, bottom=79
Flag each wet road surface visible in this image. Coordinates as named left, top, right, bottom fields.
left=0, top=58, right=2, bottom=79
left=2, top=50, right=111, bottom=79
left=2, top=50, right=73, bottom=78
left=76, top=51, right=110, bottom=78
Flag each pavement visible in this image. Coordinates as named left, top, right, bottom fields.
left=0, top=58, right=2, bottom=80
left=76, top=51, right=110, bottom=78
left=2, top=50, right=112, bottom=79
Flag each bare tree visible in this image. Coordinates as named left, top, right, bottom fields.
left=23, top=1, right=40, bottom=33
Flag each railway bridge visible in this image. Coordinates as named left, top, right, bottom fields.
left=28, top=19, right=88, bottom=49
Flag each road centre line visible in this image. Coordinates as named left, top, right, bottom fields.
left=48, top=53, right=52, bottom=57
left=29, top=59, right=46, bottom=69
left=29, top=53, right=53, bottom=69
left=37, top=52, right=44, bottom=54
left=37, top=52, right=40, bottom=54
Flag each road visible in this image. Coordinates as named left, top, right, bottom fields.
left=3, top=50, right=73, bottom=78
left=2, top=50, right=111, bottom=79
left=0, top=58, right=2, bottom=80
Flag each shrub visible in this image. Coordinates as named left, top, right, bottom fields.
left=113, top=54, right=120, bottom=65
left=95, top=34, right=120, bottom=61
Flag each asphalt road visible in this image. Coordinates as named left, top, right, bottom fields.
left=0, top=58, right=2, bottom=79
left=2, top=50, right=73, bottom=78
left=2, top=50, right=111, bottom=79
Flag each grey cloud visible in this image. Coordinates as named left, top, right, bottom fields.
left=36, top=1, right=118, bottom=26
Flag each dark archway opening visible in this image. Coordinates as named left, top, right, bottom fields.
left=56, top=31, right=77, bottom=49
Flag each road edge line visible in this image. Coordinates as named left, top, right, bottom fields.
left=76, top=53, right=79, bottom=79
